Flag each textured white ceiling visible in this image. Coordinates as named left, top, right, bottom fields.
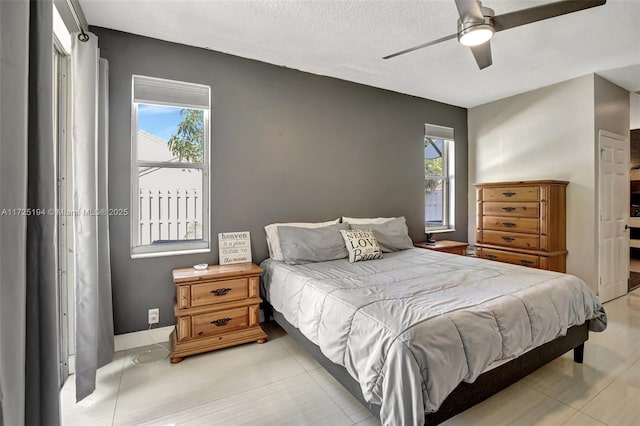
left=79, top=0, right=640, bottom=108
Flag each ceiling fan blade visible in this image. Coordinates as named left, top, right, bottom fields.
left=470, top=42, right=493, bottom=69
left=455, top=0, right=485, bottom=22
left=493, top=0, right=606, bottom=32
left=383, top=33, right=457, bottom=59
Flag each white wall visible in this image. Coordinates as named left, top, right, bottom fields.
left=631, top=92, right=640, bottom=130
left=468, top=75, right=597, bottom=290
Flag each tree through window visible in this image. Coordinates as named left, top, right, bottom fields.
left=424, top=124, right=455, bottom=232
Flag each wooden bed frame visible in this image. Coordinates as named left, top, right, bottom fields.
left=267, top=304, right=589, bottom=425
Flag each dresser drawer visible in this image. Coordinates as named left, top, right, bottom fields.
left=482, top=216, right=539, bottom=234
left=192, top=307, right=249, bottom=338
left=482, top=186, right=539, bottom=202
left=191, top=278, right=248, bottom=307
left=479, top=248, right=539, bottom=268
left=483, top=202, right=539, bottom=218
left=482, top=230, right=540, bottom=250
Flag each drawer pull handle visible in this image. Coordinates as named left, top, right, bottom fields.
left=502, top=207, right=516, bottom=212
left=486, top=254, right=498, bottom=260
left=210, top=288, right=232, bottom=296
left=211, top=317, right=231, bottom=327
left=502, top=222, right=516, bottom=227
left=520, top=260, right=534, bottom=266
left=502, top=191, right=516, bottom=197
left=502, top=236, right=515, bottom=242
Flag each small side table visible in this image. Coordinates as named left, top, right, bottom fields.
left=414, top=240, right=468, bottom=256
left=170, top=262, right=268, bottom=363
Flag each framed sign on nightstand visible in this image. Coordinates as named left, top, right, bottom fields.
left=218, top=231, right=252, bottom=265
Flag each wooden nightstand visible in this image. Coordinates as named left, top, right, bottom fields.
left=169, top=262, right=268, bottom=363
left=414, top=240, right=468, bottom=256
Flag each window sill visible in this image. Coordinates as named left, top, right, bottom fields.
left=131, top=247, right=210, bottom=259
left=424, top=228, right=456, bottom=234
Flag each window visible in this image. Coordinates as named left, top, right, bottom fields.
left=53, top=7, right=73, bottom=379
left=131, top=75, right=211, bottom=258
left=424, top=124, right=455, bottom=233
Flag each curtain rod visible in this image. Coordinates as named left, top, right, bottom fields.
left=66, top=0, right=89, bottom=42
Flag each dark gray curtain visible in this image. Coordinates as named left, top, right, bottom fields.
left=0, top=0, right=61, bottom=425
left=0, top=1, right=29, bottom=425
left=25, top=0, right=61, bottom=425
left=72, top=35, right=114, bottom=402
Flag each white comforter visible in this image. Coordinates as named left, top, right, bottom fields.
left=261, top=249, right=607, bottom=426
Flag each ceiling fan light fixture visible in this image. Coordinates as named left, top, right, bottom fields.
left=383, top=0, right=608, bottom=69
left=458, top=24, right=494, bottom=47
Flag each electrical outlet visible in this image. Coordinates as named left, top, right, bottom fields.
left=148, top=308, right=159, bottom=325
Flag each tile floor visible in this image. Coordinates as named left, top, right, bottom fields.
left=61, top=288, right=640, bottom=426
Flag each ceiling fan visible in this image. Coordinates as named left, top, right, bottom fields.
left=383, top=0, right=606, bottom=69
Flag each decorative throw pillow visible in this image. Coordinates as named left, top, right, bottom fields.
left=339, top=229, right=383, bottom=263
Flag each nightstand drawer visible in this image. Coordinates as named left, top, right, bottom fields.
left=482, top=186, right=539, bottom=202
left=479, top=248, right=539, bottom=268
left=483, top=230, right=540, bottom=250
left=483, top=202, right=539, bottom=218
left=482, top=216, right=539, bottom=234
left=192, top=307, right=249, bottom=338
left=191, top=278, right=248, bottom=307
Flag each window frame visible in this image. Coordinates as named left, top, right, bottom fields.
left=130, top=75, right=211, bottom=258
left=424, top=126, right=455, bottom=234
left=53, top=27, right=73, bottom=381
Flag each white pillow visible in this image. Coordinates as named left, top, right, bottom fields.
left=339, top=229, right=383, bottom=263
left=342, top=216, right=395, bottom=225
left=265, top=218, right=340, bottom=261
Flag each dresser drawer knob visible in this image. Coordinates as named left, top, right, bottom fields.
left=502, top=236, right=515, bottom=242
left=502, top=207, right=516, bottom=212
left=211, top=317, right=231, bottom=326
left=520, top=260, right=534, bottom=266
left=502, top=191, right=516, bottom=197
left=502, top=222, right=516, bottom=227
left=486, top=254, right=498, bottom=259
left=210, top=287, right=232, bottom=296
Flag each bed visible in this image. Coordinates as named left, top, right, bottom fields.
left=260, top=248, right=607, bottom=426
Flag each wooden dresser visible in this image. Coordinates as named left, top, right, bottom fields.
left=170, top=263, right=267, bottom=363
left=474, top=180, right=568, bottom=272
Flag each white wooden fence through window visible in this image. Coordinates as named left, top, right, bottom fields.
left=139, top=188, right=202, bottom=245
left=425, top=189, right=444, bottom=226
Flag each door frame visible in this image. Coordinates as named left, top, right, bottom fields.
left=597, top=129, right=629, bottom=300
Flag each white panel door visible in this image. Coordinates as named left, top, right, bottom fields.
left=598, top=131, right=629, bottom=302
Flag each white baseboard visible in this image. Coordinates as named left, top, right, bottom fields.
left=114, top=325, right=174, bottom=352
left=68, top=354, right=75, bottom=375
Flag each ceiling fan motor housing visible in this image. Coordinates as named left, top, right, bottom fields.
left=457, top=6, right=495, bottom=45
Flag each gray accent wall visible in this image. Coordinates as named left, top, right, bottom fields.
left=93, top=27, right=468, bottom=334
